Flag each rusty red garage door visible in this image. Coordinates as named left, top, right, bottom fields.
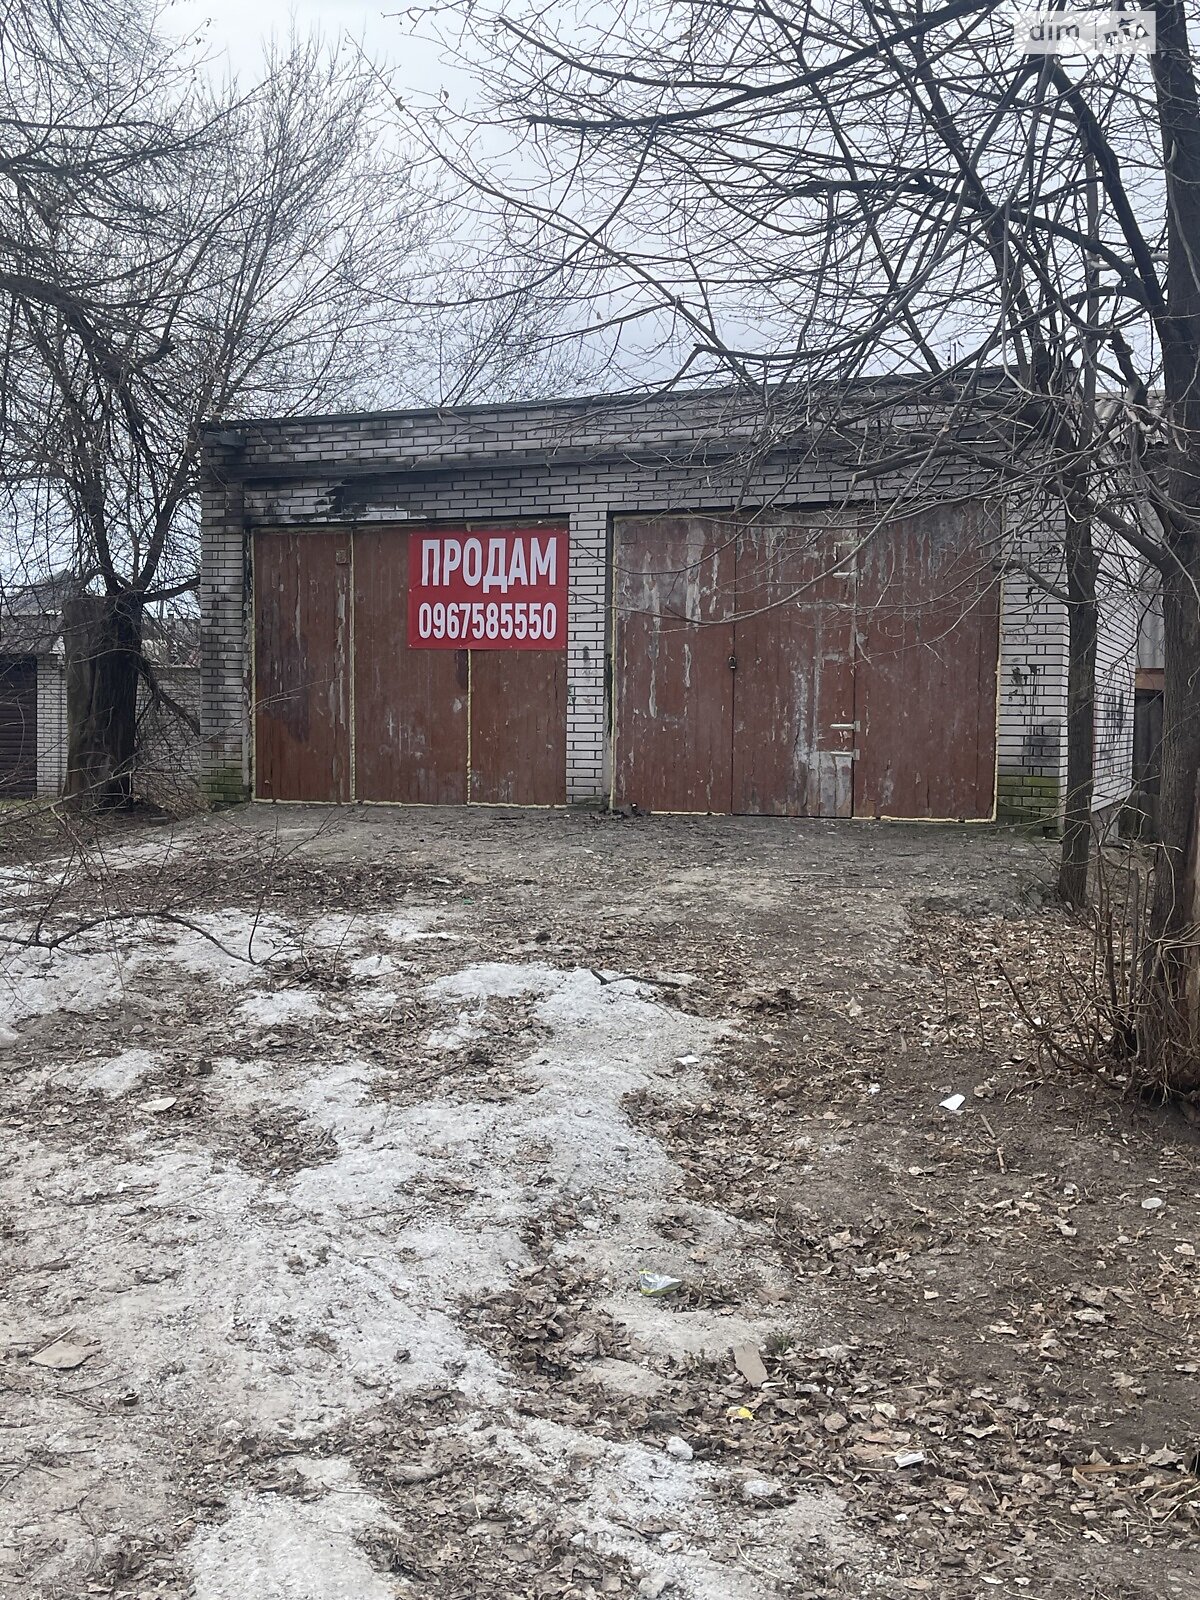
left=613, top=507, right=999, bottom=819
left=254, top=525, right=567, bottom=804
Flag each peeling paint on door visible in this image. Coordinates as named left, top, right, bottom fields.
left=614, top=507, right=1000, bottom=819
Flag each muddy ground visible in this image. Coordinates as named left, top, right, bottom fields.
left=0, top=805, right=1197, bottom=1600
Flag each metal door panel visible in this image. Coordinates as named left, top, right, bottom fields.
left=854, top=504, right=1000, bottom=819
left=353, top=529, right=468, bottom=803
left=253, top=531, right=350, bottom=801
left=614, top=515, right=736, bottom=812
left=470, top=650, right=567, bottom=804
left=733, top=517, right=857, bottom=817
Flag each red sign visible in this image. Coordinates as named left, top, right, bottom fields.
left=408, top=527, right=568, bottom=650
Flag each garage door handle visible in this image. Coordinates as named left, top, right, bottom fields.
left=728, top=655, right=738, bottom=670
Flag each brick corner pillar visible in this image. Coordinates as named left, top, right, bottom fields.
left=565, top=508, right=609, bottom=803
left=199, top=440, right=251, bottom=805
left=996, top=575, right=1069, bottom=824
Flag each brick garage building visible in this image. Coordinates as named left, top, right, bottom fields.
left=199, top=388, right=1137, bottom=820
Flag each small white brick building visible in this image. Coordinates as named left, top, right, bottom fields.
left=0, top=582, right=200, bottom=802
left=198, top=386, right=1139, bottom=822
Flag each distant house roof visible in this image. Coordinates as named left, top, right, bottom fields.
left=1, top=571, right=78, bottom=616
left=0, top=577, right=200, bottom=663
left=0, top=573, right=75, bottom=654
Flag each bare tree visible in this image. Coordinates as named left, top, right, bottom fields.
left=398, top=248, right=608, bottom=405
left=0, top=3, right=428, bottom=803
left=407, top=0, right=1200, bottom=1087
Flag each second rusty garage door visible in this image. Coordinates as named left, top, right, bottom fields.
left=613, top=507, right=1000, bottom=819
left=254, top=526, right=567, bottom=804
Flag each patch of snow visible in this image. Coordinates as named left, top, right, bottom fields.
left=604, top=1298, right=792, bottom=1361
left=379, top=911, right=453, bottom=944
left=499, top=1417, right=856, bottom=1600
left=296, top=914, right=371, bottom=952
left=426, top=1012, right=478, bottom=1052
left=187, top=1474, right=399, bottom=1600
left=0, top=910, right=296, bottom=1032
left=352, top=987, right=402, bottom=1014
left=79, top=1047, right=158, bottom=1097
left=238, top=989, right=326, bottom=1027
left=155, top=911, right=298, bottom=977
left=0, top=943, right=132, bottom=1025
left=1, top=935, right=859, bottom=1598
left=429, top=960, right=561, bottom=1003
left=349, top=952, right=396, bottom=979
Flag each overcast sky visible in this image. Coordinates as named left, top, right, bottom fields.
left=164, top=0, right=456, bottom=96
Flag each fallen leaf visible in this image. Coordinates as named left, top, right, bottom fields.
left=387, top=1460, right=448, bottom=1485
left=1072, top=1461, right=1144, bottom=1479
left=732, top=1342, right=768, bottom=1387
left=31, top=1336, right=101, bottom=1371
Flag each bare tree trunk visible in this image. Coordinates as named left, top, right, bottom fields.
left=1142, top=542, right=1200, bottom=1090
left=1057, top=505, right=1099, bottom=910
left=1058, top=155, right=1100, bottom=912
left=62, top=590, right=144, bottom=808
left=1134, top=0, right=1200, bottom=1090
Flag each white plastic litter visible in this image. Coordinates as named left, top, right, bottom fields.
left=638, top=1271, right=683, bottom=1297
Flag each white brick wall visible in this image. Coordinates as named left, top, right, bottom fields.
left=31, top=655, right=201, bottom=803
left=200, top=467, right=250, bottom=802
left=1094, top=544, right=1139, bottom=813
left=36, top=655, right=66, bottom=797
left=997, top=579, right=1069, bottom=819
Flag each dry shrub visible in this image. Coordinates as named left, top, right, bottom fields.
left=1003, top=843, right=1200, bottom=1099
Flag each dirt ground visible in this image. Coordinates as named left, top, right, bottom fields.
left=0, top=805, right=1197, bottom=1600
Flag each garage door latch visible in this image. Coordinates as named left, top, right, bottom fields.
left=727, top=654, right=738, bottom=671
